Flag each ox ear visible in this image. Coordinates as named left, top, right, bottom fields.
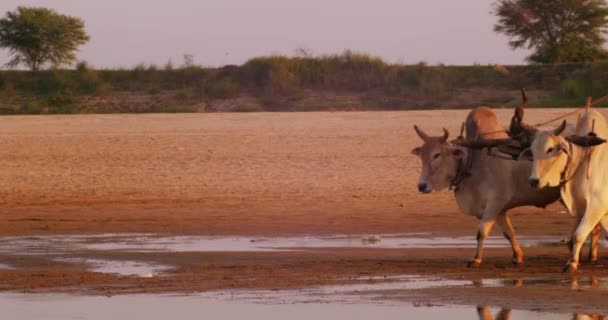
left=450, top=146, right=465, bottom=158
left=411, top=147, right=421, bottom=156
left=518, top=148, right=533, bottom=161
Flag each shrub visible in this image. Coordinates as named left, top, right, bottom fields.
left=558, top=67, right=607, bottom=99
left=234, top=104, right=264, bottom=112
left=20, top=100, right=45, bottom=114
left=150, top=104, right=198, bottom=113
left=0, top=79, right=16, bottom=98
left=46, top=88, right=74, bottom=107
left=204, top=77, right=239, bottom=99
left=267, top=63, right=298, bottom=95
left=75, top=61, right=105, bottom=94
left=94, top=82, right=112, bottom=96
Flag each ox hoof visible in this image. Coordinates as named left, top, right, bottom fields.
left=563, top=262, right=579, bottom=273
left=467, top=259, right=482, bottom=268
left=512, top=257, right=524, bottom=265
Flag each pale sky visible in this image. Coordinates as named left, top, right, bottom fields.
left=0, top=0, right=531, bottom=68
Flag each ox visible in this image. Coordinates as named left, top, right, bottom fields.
left=527, top=110, right=608, bottom=272
left=412, top=107, right=560, bottom=267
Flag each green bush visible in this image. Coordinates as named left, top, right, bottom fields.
left=558, top=66, right=608, bottom=99
left=234, top=104, right=264, bottom=112
left=3, top=54, right=608, bottom=114
left=204, top=77, right=239, bottom=99
left=20, top=100, right=46, bottom=114
left=75, top=61, right=106, bottom=94
left=46, top=88, right=75, bottom=108
left=149, top=104, right=198, bottom=113
left=0, top=79, right=16, bottom=98
left=94, top=82, right=112, bottom=96
left=267, top=63, right=298, bottom=95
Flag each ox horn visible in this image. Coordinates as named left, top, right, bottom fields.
left=566, top=135, right=607, bottom=147
left=414, top=125, right=429, bottom=141
left=553, top=120, right=567, bottom=136
left=508, top=88, right=527, bottom=138
left=512, top=88, right=527, bottom=123
left=441, top=128, right=449, bottom=142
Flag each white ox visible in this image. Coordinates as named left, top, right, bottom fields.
left=412, top=107, right=560, bottom=267
left=528, top=110, right=608, bottom=272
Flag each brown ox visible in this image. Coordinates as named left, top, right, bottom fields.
left=411, top=107, right=560, bottom=267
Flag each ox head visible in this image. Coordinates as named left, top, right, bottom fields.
left=525, top=120, right=569, bottom=188
left=411, top=126, right=466, bottom=193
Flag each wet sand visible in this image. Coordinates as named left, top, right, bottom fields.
left=1, top=109, right=607, bottom=314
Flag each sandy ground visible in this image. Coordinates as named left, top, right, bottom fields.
left=1, top=109, right=608, bottom=313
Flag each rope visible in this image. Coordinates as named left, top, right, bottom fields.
left=532, top=107, right=585, bottom=128
left=591, top=94, right=608, bottom=106
left=533, top=94, right=608, bottom=128
left=460, top=94, right=608, bottom=138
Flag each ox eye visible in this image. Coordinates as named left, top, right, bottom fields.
left=546, top=147, right=554, bottom=154
left=433, top=153, right=440, bottom=159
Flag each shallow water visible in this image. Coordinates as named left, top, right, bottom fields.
left=238, top=274, right=608, bottom=305
left=0, top=233, right=577, bottom=255
left=0, top=231, right=606, bottom=318
left=53, top=257, right=170, bottom=277
left=0, top=233, right=590, bottom=277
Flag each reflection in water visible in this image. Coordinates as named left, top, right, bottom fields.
left=473, top=276, right=608, bottom=320
left=472, top=274, right=608, bottom=290
left=0, top=293, right=604, bottom=320
left=476, top=306, right=607, bottom=320
left=477, top=306, right=511, bottom=320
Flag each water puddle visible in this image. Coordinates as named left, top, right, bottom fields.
left=213, top=275, right=473, bottom=305
left=85, top=233, right=572, bottom=251
left=477, top=275, right=608, bottom=290
left=0, top=293, right=602, bottom=320
left=54, top=258, right=170, bottom=277
left=0, top=233, right=584, bottom=277
left=0, top=233, right=578, bottom=256
left=202, top=274, right=608, bottom=309
left=315, top=274, right=608, bottom=299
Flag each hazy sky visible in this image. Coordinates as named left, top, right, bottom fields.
left=0, top=0, right=531, bottom=68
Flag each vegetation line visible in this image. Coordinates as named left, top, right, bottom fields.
left=2, top=54, right=608, bottom=114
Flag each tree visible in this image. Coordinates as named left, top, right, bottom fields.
left=0, top=7, right=89, bottom=70
left=493, top=0, right=608, bottom=64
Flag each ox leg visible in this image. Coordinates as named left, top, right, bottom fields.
left=566, top=210, right=599, bottom=263
left=495, top=309, right=511, bottom=320
left=476, top=306, right=492, bottom=320
left=566, top=211, right=582, bottom=254
left=566, top=207, right=606, bottom=272
left=496, top=213, right=523, bottom=265
left=588, top=224, right=601, bottom=263
left=476, top=306, right=511, bottom=320
left=469, top=218, right=496, bottom=268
